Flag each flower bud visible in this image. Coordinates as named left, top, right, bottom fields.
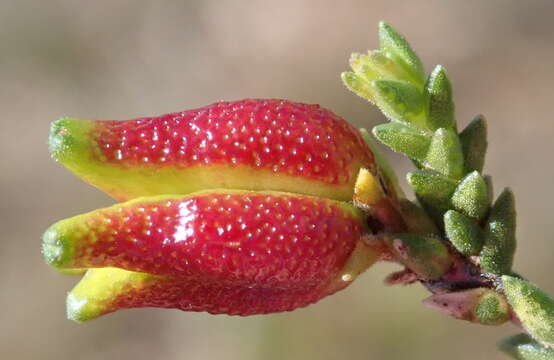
left=44, top=190, right=378, bottom=320
left=45, top=99, right=404, bottom=321
left=48, top=99, right=377, bottom=202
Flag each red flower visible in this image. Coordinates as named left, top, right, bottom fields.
left=44, top=99, right=402, bottom=321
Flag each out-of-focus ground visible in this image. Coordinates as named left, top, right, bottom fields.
left=1, top=1, right=553, bottom=359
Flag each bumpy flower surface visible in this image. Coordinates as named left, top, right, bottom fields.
left=44, top=99, right=400, bottom=321
left=44, top=191, right=376, bottom=320
left=49, top=99, right=376, bottom=201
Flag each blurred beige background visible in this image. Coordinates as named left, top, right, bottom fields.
left=1, top=1, right=553, bottom=359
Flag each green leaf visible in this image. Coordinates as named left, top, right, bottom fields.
left=341, top=71, right=375, bottom=102
left=378, top=22, right=425, bottom=86
left=384, top=234, right=452, bottom=280
left=407, top=170, right=458, bottom=220
left=423, top=288, right=509, bottom=326
left=407, top=169, right=458, bottom=201
left=503, top=276, right=554, bottom=349
left=371, top=79, right=426, bottom=127
left=473, top=290, right=511, bottom=326
left=499, top=334, right=554, bottom=360
left=424, top=128, right=465, bottom=180
left=398, top=199, right=438, bottom=235
left=450, top=171, right=489, bottom=220
left=372, top=123, right=431, bottom=161
left=444, top=210, right=483, bottom=255
left=460, top=115, right=488, bottom=173
left=480, top=188, right=517, bottom=274
left=427, top=65, right=455, bottom=131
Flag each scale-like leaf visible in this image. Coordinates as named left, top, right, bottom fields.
left=407, top=170, right=457, bottom=203
left=341, top=71, right=374, bottom=102
left=460, top=115, right=487, bottom=173
left=480, top=189, right=517, bottom=274
left=384, top=234, right=452, bottom=280
left=503, top=276, right=554, bottom=349
left=373, top=123, right=431, bottom=161
left=425, top=128, right=465, bottom=180
left=451, top=171, right=489, bottom=220
left=427, top=65, right=455, bottom=131
left=371, top=79, right=426, bottom=127
left=398, top=199, right=439, bottom=235
left=378, top=22, right=425, bottom=85
left=424, top=288, right=509, bottom=326
left=444, top=210, right=483, bottom=255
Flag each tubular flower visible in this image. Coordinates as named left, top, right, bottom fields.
left=43, top=99, right=403, bottom=321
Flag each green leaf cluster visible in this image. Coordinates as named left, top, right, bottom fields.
left=343, top=22, right=516, bottom=275
left=343, top=22, right=554, bottom=358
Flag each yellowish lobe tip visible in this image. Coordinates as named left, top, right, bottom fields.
left=354, top=168, right=384, bottom=205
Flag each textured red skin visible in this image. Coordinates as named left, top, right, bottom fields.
left=104, top=273, right=349, bottom=316
left=93, top=99, right=375, bottom=185
left=68, top=192, right=365, bottom=286
left=47, top=99, right=401, bottom=317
